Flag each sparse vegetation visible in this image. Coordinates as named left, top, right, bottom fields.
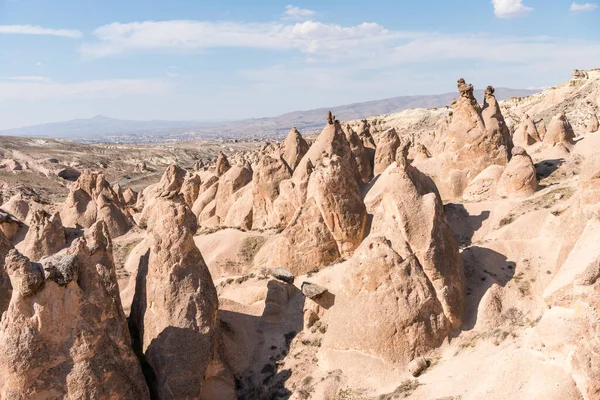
left=378, top=380, right=420, bottom=399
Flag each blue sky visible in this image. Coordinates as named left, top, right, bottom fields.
left=0, top=0, right=599, bottom=129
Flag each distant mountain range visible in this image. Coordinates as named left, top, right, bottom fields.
left=0, top=88, right=538, bottom=142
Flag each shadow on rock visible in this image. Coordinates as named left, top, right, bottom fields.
left=535, top=158, right=565, bottom=181
left=461, top=246, right=516, bottom=331
left=218, top=280, right=305, bottom=400
left=445, top=203, right=490, bottom=248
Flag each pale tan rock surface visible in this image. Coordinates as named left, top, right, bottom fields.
left=543, top=112, right=576, bottom=148
left=181, top=173, right=202, bottom=208
left=513, top=114, right=541, bottom=148
left=463, top=164, right=506, bottom=202
left=0, top=222, right=149, bottom=400
left=223, top=183, right=253, bottom=230
left=373, top=127, right=401, bottom=175
left=130, top=193, right=218, bottom=399
left=251, top=155, right=291, bottom=229
left=216, top=151, right=231, bottom=177
left=345, top=124, right=373, bottom=183
left=588, top=113, right=599, bottom=133
left=215, top=163, right=253, bottom=221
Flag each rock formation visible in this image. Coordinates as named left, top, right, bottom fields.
left=20, top=210, right=65, bottom=261
left=345, top=124, right=373, bottom=183
left=481, top=86, right=513, bottom=155
left=215, top=163, right=253, bottom=221
left=544, top=112, right=576, bottom=148
left=252, top=155, right=291, bottom=229
left=373, top=128, right=401, bottom=175
left=280, top=127, right=309, bottom=172
left=61, top=170, right=134, bottom=238
left=130, top=193, right=218, bottom=399
left=123, top=187, right=138, bottom=206
left=497, top=147, right=538, bottom=198
left=513, top=114, right=541, bottom=148
left=216, top=152, right=231, bottom=176
left=0, top=222, right=150, bottom=399
left=0, top=210, right=21, bottom=240
left=462, top=165, right=505, bottom=202
left=181, top=173, right=202, bottom=208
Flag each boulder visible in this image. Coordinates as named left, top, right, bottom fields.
left=130, top=194, right=218, bottom=399
left=0, top=222, right=150, bottom=399
left=301, top=281, right=328, bottom=298
left=181, top=173, right=202, bottom=208
left=588, top=114, right=599, bottom=133
left=270, top=267, right=295, bottom=284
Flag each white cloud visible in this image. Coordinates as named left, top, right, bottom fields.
left=282, top=5, right=316, bottom=20
left=0, top=24, right=82, bottom=38
left=0, top=79, right=170, bottom=101
left=492, top=0, right=533, bottom=18
left=570, top=2, right=598, bottom=11
left=79, top=20, right=411, bottom=59
left=8, top=76, right=52, bottom=83
left=36, top=62, right=43, bottom=66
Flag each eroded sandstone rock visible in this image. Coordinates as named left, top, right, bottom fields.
left=20, top=210, right=66, bottom=261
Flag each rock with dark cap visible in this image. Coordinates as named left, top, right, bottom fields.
left=270, top=267, right=295, bottom=284
left=301, top=281, right=328, bottom=298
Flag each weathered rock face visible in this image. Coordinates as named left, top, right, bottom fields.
left=357, top=119, right=377, bottom=149
left=130, top=193, right=218, bottom=399
left=0, top=230, right=13, bottom=315
left=158, top=164, right=187, bottom=192
left=462, top=165, right=506, bottom=202
left=365, top=145, right=464, bottom=329
left=373, top=128, right=401, bottom=175
left=252, top=155, right=291, bottom=229
left=181, top=173, right=202, bottom=208
left=20, top=210, right=65, bottom=261
left=281, top=127, right=309, bottom=172
left=306, top=156, right=367, bottom=256
left=345, top=124, right=373, bottom=183
left=192, top=181, right=219, bottom=221
left=587, top=113, right=599, bottom=133
left=497, top=147, right=538, bottom=198
left=215, top=164, right=253, bottom=221
left=544, top=112, right=576, bottom=148
left=323, top=237, right=450, bottom=365
left=0, top=222, right=150, bottom=400
left=0, top=210, right=20, bottom=241
left=224, top=183, right=253, bottom=230
left=61, top=170, right=134, bottom=238
left=216, top=152, right=231, bottom=177
left=0, top=194, right=29, bottom=222
left=513, top=114, right=541, bottom=148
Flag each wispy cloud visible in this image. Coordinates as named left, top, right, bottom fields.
left=492, top=0, right=533, bottom=18
left=0, top=24, right=82, bottom=38
left=570, top=2, right=598, bottom=11
left=282, top=5, right=316, bottom=20
left=0, top=79, right=170, bottom=101
left=8, top=76, right=52, bottom=83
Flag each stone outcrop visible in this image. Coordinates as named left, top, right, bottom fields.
left=482, top=86, right=513, bottom=155
left=0, top=222, right=150, bottom=399
left=357, top=119, right=376, bottom=149
left=544, top=112, right=576, bottom=148
left=281, top=127, right=309, bottom=172
left=497, top=147, right=538, bottom=198
left=224, top=183, right=253, bottom=230
left=0, top=210, right=21, bottom=240
left=130, top=193, right=218, bottom=399
left=0, top=230, right=13, bottom=315
left=463, top=165, right=506, bottom=202
left=123, top=187, right=138, bottom=206
left=139, top=164, right=187, bottom=226
left=373, top=128, right=401, bottom=175
left=216, top=152, right=231, bottom=177
left=20, top=210, right=65, bottom=261
left=61, top=170, right=134, bottom=238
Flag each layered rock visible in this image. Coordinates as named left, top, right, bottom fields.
left=280, top=127, right=309, bottom=172
left=497, top=147, right=538, bottom=198
left=543, top=112, right=576, bottom=148
left=0, top=222, right=149, bottom=399
left=373, top=128, right=401, bottom=175
left=61, top=170, right=134, bottom=238
left=19, top=210, right=65, bottom=261
left=130, top=193, right=218, bottom=399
